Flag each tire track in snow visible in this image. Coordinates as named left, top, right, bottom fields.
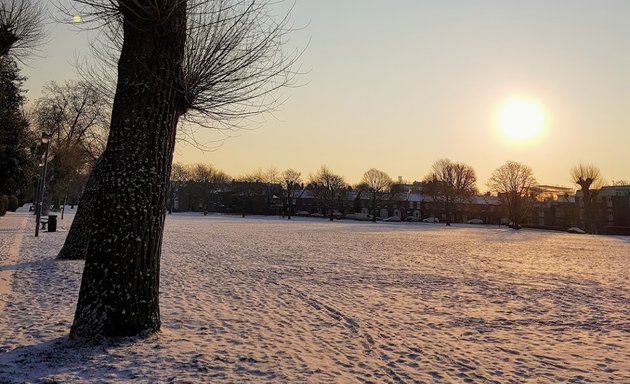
left=272, top=281, right=410, bottom=384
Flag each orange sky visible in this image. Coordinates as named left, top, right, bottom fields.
left=24, top=1, right=630, bottom=189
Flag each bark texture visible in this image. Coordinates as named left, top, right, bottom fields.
left=57, top=189, right=94, bottom=260
left=70, top=3, right=187, bottom=338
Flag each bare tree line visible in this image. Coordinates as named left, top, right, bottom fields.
left=166, top=160, right=614, bottom=234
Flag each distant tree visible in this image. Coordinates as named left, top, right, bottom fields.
left=244, top=167, right=281, bottom=184
left=309, top=166, right=346, bottom=221
left=189, top=163, right=229, bottom=212
left=0, top=0, right=45, bottom=60
left=358, top=168, right=392, bottom=222
left=570, top=163, right=602, bottom=234
left=281, top=168, right=301, bottom=219
left=57, top=0, right=297, bottom=338
left=423, top=159, right=477, bottom=225
left=235, top=173, right=261, bottom=218
left=488, top=161, right=537, bottom=228
left=0, top=56, right=35, bottom=197
left=168, top=162, right=191, bottom=213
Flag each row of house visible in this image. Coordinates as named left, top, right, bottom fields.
left=169, top=180, right=630, bottom=235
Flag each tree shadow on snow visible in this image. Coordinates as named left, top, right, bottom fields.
left=0, top=336, right=133, bottom=383
left=0, top=259, right=57, bottom=272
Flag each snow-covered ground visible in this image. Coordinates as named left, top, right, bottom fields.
left=0, top=211, right=629, bottom=383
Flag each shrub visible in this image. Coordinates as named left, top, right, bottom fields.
left=7, top=195, right=18, bottom=212
left=0, top=195, right=8, bottom=217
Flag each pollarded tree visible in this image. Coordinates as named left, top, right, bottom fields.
left=358, top=168, right=392, bottom=222
left=487, top=161, right=537, bottom=228
left=0, top=0, right=45, bottom=59
left=309, top=166, right=346, bottom=221
left=61, top=0, right=298, bottom=338
left=281, top=168, right=301, bottom=219
left=61, top=0, right=298, bottom=257
left=570, top=163, right=602, bottom=233
left=423, top=159, right=477, bottom=225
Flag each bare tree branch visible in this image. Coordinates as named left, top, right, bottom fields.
left=0, top=0, right=46, bottom=60
left=73, top=0, right=301, bottom=134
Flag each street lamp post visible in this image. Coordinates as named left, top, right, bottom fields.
left=35, top=132, right=51, bottom=237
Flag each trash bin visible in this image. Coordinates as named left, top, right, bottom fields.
left=48, top=215, right=57, bottom=232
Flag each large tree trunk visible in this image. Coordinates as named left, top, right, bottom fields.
left=57, top=188, right=95, bottom=260
left=70, top=4, right=187, bottom=338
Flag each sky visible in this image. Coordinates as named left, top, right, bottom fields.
left=22, top=1, right=630, bottom=190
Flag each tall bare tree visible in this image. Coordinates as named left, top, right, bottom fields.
left=423, top=159, right=477, bottom=226
left=61, top=0, right=297, bottom=255
left=0, top=0, right=45, bottom=59
left=358, top=168, right=392, bottom=222
left=60, top=0, right=297, bottom=338
left=487, top=161, right=537, bottom=228
left=571, top=163, right=602, bottom=233
left=281, top=168, right=301, bottom=219
left=34, top=80, right=109, bottom=208
left=35, top=81, right=109, bottom=161
left=309, top=166, right=346, bottom=221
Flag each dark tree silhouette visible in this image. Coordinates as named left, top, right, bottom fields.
left=60, top=0, right=297, bottom=338
left=571, top=163, right=602, bottom=234
left=0, top=56, right=35, bottom=196
left=358, top=168, right=392, bottom=222
left=189, top=163, right=229, bottom=212
left=34, top=80, right=109, bottom=209
left=0, top=0, right=45, bottom=59
left=309, top=166, right=346, bottom=221
left=487, top=161, right=537, bottom=228
left=281, top=168, right=301, bottom=219
left=423, top=159, right=477, bottom=226
left=61, top=0, right=298, bottom=261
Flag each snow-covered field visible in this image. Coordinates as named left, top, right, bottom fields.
left=1, top=211, right=629, bottom=383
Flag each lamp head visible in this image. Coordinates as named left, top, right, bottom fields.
left=41, top=131, right=50, bottom=144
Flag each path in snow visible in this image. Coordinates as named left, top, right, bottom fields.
left=0, top=212, right=28, bottom=314
left=0, top=212, right=628, bottom=383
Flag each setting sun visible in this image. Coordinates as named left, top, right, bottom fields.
left=498, top=99, right=544, bottom=141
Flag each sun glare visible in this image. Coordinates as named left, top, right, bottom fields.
left=498, top=99, right=544, bottom=141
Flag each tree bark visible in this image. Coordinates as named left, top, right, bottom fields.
left=69, top=5, right=187, bottom=338
left=57, top=188, right=94, bottom=260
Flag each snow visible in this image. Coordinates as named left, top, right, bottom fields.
left=1, top=211, right=629, bottom=383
